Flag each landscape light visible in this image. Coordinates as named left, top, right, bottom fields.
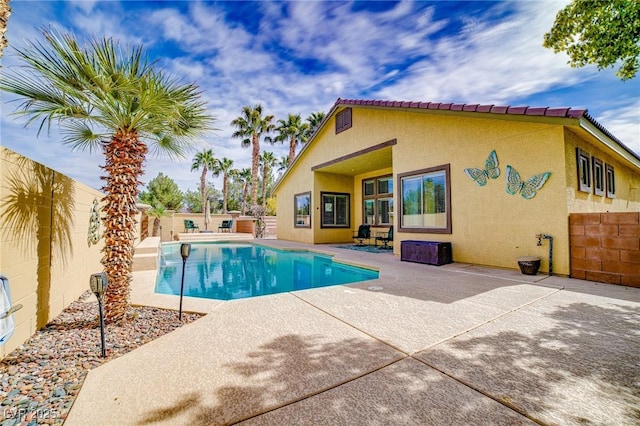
left=89, top=272, right=109, bottom=358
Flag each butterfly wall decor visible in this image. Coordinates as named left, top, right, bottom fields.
left=464, top=150, right=500, bottom=186
left=505, top=165, right=551, bottom=199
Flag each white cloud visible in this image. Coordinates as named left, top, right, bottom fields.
left=596, top=100, right=640, bottom=153
left=376, top=1, right=582, bottom=103
left=2, top=0, right=637, bottom=197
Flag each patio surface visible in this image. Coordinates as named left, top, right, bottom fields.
left=66, top=240, right=640, bottom=425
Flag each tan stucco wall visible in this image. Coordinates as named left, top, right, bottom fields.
left=275, top=107, right=639, bottom=276
left=388, top=110, right=570, bottom=274
left=0, top=147, right=104, bottom=358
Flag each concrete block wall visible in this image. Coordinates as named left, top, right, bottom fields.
left=1, top=147, right=104, bottom=358
left=569, top=212, right=640, bottom=287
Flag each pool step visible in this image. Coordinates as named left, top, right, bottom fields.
left=132, top=253, right=157, bottom=271
left=133, top=237, right=160, bottom=271
left=135, top=237, right=161, bottom=254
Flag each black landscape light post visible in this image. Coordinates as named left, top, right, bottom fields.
left=179, top=243, right=191, bottom=321
left=89, top=272, right=109, bottom=358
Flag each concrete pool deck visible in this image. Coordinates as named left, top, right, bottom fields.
left=66, top=240, right=640, bottom=425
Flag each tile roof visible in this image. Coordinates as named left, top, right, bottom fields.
left=331, top=98, right=639, bottom=162
left=335, top=98, right=588, bottom=119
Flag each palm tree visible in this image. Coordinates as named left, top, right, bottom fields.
left=0, top=30, right=213, bottom=322
left=276, top=155, right=290, bottom=176
left=212, top=157, right=234, bottom=213
left=259, top=151, right=277, bottom=208
left=230, top=105, right=274, bottom=206
left=146, top=205, right=167, bottom=238
left=234, top=168, right=252, bottom=215
left=306, top=111, right=326, bottom=135
left=270, top=113, right=310, bottom=165
left=191, top=149, right=216, bottom=216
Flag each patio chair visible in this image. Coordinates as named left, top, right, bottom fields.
left=218, top=219, right=233, bottom=233
left=184, top=219, right=199, bottom=233
left=375, top=226, right=393, bottom=249
left=352, top=224, right=371, bottom=246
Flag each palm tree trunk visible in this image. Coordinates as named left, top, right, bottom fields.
left=288, top=135, right=296, bottom=165
left=251, top=134, right=260, bottom=206
left=0, top=0, right=10, bottom=59
left=262, top=166, right=267, bottom=209
left=152, top=217, right=161, bottom=236
left=242, top=182, right=249, bottom=215
left=101, top=130, right=147, bottom=323
left=223, top=173, right=228, bottom=213
left=200, top=167, right=207, bottom=213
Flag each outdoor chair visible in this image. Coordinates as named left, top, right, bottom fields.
left=352, top=224, right=371, bottom=246
left=184, top=219, right=199, bottom=233
left=218, top=219, right=233, bottom=233
left=375, top=226, right=393, bottom=249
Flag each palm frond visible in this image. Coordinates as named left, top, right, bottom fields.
left=60, top=120, right=107, bottom=153
left=2, top=28, right=215, bottom=157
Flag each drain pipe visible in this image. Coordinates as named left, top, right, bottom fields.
left=536, top=234, right=553, bottom=276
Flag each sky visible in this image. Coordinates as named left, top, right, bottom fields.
left=1, top=0, right=639, bottom=194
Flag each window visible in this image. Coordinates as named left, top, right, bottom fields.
left=398, top=164, right=451, bottom=234
left=362, top=175, right=393, bottom=225
left=576, top=148, right=591, bottom=193
left=592, top=157, right=604, bottom=196
left=605, top=164, right=616, bottom=198
left=335, top=108, right=352, bottom=134
left=321, top=192, right=350, bottom=228
left=294, top=192, right=311, bottom=228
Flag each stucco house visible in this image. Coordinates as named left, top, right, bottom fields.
left=273, top=99, right=640, bottom=278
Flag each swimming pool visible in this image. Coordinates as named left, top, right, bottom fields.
left=155, top=242, right=379, bottom=300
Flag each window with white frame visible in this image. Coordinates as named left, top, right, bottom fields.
left=576, top=148, right=591, bottom=193
left=605, top=163, right=616, bottom=198
left=592, top=157, right=604, bottom=196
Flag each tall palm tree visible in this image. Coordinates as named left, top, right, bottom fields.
left=230, top=105, right=274, bottom=206
left=259, top=151, right=277, bottom=208
left=191, top=149, right=216, bottom=216
left=270, top=113, right=310, bottom=165
left=276, top=155, right=290, bottom=176
left=306, top=111, right=326, bottom=135
left=212, top=157, right=234, bottom=213
left=234, top=168, right=252, bottom=215
left=0, top=30, right=213, bottom=322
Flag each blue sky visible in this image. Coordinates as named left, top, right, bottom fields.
left=2, top=0, right=639, bottom=193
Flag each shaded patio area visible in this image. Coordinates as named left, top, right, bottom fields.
left=66, top=241, right=640, bottom=425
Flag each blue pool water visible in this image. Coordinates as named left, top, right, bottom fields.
left=155, top=243, right=379, bottom=300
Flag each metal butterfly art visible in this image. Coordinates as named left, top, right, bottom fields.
left=464, top=150, right=500, bottom=186
left=505, top=165, right=551, bottom=199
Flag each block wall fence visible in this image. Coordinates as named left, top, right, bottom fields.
left=569, top=212, right=640, bottom=287
left=1, top=147, right=104, bottom=359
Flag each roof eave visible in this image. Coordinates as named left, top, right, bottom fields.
left=579, top=116, right=640, bottom=169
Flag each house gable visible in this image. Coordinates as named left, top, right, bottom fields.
left=274, top=98, right=639, bottom=277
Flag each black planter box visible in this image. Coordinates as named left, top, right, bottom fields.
left=401, top=241, right=453, bottom=266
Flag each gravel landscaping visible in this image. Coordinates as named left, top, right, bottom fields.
left=0, top=291, right=202, bottom=425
